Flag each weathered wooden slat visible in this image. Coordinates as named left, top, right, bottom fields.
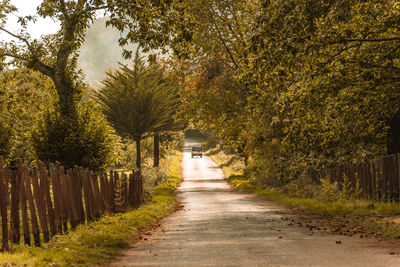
left=10, top=160, right=21, bottom=244
left=58, top=165, right=69, bottom=233
left=0, top=156, right=9, bottom=251
left=371, top=159, right=377, bottom=200
left=17, top=160, right=30, bottom=246
left=110, top=170, right=115, bottom=213
left=73, top=166, right=85, bottom=224
left=128, top=172, right=135, bottom=207
left=88, top=170, right=99, bottom=219
left=39, top=161, right=56, bottom=236
left=31, top=167, right=50, bottom=242
left=138, top=171, right=143, bottom=205
left=50, top=163, right=63, bottom=235
left=363, top=162, right=371, bottom=199
left=22, top=168, right=40, bottom=247
left=113, top=171, right=120, bottom=211
left=393, top=154, right=400, bottom=201
left=66, top=169, right=78, bottom=229
left=92, top=173, right=104, bottom=214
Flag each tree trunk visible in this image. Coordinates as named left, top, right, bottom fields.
left=153, top=132, right=160, bottom=167
left=53, top=74, right=77, bottom=118
left=30, top=56, right=78, bottom=119
left=135, top=137, right=141, bottom=169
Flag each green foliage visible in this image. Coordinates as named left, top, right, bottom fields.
left=32, top=101, right=116, bottom=171
left=98, top=54, right=178, bottom=140
left=315, top=178, right=341, bottom=202
left=240, top=0, right=400, bottom=184
left=0, top=68, right=56, bottom=162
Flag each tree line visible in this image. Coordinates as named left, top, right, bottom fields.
left=124, top=0, right=400, bottom=186
left=2, top=0, right=399, bottom=187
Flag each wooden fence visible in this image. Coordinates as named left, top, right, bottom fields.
left=0, top=157, right=143, bottom=252
left=306, top=154, right=400, bottom=202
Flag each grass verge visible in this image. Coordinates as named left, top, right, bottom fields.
left=208, top=147, right=400, bottom=240
left=0, top=151, right=182, bottom=267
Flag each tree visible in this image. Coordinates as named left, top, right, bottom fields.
left=96, top=53, right=178, bottom=169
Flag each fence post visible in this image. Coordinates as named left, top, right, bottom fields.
left=80, top=167, right=91, bottom=222
left=66, top=169, right=79, bottom=229
left=109, top=170, right=115, bottom=212
left=92, top=173, right=104, bottom=215
left=386, top=156, right=391, bottom=201
left=343, top=164, right=350, bottom=185
left=392, top=154, right=399, bottom=201
left=114, top=171, right=120, bottom=206
left=38, top=161, right=57, bottom=236
left=22, top=167, right=40, bottom=247
left=50, top=163, right=63, bottom=235
left=16, top=160, right=30, bottom=246
left=128, top=170, right=135, bottom=207
left=138, top=170, right=143, bottom=205
left=371, top=159, right=377, bottom=200
left=341, top=165, right=345, bottom=186
left=121, top=173, right=128, bottom=209
left=349, top=163, right=356, bottom=189
left=361, top=163, right=368, bottom=199
left=10, top=159, right=21, bottom=244
left=397, top=154, right=400, bottom=201
left=73, top=166, right=85, bottom=224
left=56, top=166, right=72, bottom=233
left=31, top=167, right=50, bottom=242
left=99, top=172, right=111, bottom=213
left=379, top=157, right=384, bottom=200
left=385, top=156, right=391, bottom=201
left=88, top=170, right=100, bottom=219
left=134, top=171, right=140, bottom=208
left=354, top=163, right=363, bottom=198
left=0, top=156, right=9, bottom=251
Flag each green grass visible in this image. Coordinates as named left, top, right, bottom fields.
left=0, top=151, right=182, bottom=267
left=229, top=174, right=400, bottom=216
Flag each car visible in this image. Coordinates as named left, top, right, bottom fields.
left=191, top=145, right=203, bottom=158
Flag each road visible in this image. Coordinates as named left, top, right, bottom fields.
left=108, top=139, right=400, bottom=266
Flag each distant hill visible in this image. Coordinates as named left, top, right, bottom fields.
left=78, top=17, right=137, bottom=88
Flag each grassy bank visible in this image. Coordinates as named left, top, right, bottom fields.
left=0, top=152, right=182, bottom=267
left=208, top=147, right=400, bottom=240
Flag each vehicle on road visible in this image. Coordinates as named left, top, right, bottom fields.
left=191, top=145, right=203, bottom=158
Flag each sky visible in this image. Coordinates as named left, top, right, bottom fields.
left=0, top=0, right=59, bottom=41
left=1, top=0, right=133, bottom=87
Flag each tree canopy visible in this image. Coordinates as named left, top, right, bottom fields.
left=2, top=0, right=400, bottom=184
left=124, top=0, right=400, bottom=185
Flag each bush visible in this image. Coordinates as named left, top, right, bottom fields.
left=142, top=167, right=169, bottom=200
left=32, top=102, right=116, bottom=171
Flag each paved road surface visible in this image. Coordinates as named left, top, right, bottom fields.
left=108, top=139, right=400, bottom=266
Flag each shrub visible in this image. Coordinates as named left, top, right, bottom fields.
left=142, top=167, right=169, bottom=200
left=32, top=101, right=116, bottom=171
